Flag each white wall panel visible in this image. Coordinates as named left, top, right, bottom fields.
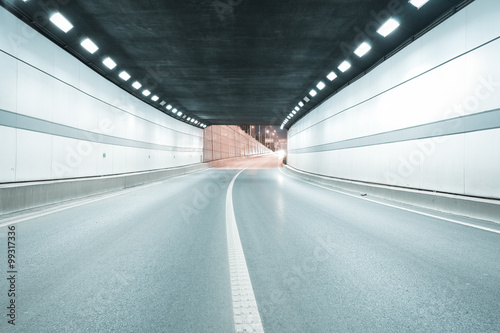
left=111, top=145, right=129, bottom=175
left=17, top=62, right=54, bottom=121
left=0, top=7, right=203, bottom=183
left=416, top=135, right=465, bottom=194
left=288, top=0, right=500, bottom=199
left=16, top=129, right=52, bottom=181
left=0, top=126, right=17, bottom=182
left=51, top=135, right=80, bottom=179
left=464, top=128, right=500, bottom=198
left=52, top=80, right=80, bottom=128
left=0, top=7, right=19, bottom=56
left=53, top=48, right=81, bottom=88
left=420, top=9, right=466, bottom=73
left=96, top=143, right=114, bottom=176
left=465, top=0, right=500, bottom=50
left=17, top=26, right=54, bottom=75
left=463, top=41, right=500, bottom=114
left=0, top=52, right=18, bottom=112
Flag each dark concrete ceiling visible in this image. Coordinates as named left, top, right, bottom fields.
left=2, top=0, right=468, bottom=127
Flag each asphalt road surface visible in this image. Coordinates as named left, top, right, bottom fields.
left=0, top=154, right=499, bottom=332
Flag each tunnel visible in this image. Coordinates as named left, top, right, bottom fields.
left=0, top=0, right=499, bottom=332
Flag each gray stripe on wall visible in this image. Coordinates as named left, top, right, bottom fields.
left=0, top=110, right=203, bottom=153
left=288, top=109, right=500, bottom=154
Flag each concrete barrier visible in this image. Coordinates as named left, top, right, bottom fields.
left=284, top=165, right=500, bottom=224
left=0, top=163, right=208, bottom=216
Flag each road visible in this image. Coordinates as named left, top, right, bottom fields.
left=0, top=154, right=499, bottom=332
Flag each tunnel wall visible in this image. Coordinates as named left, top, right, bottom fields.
left=204, top=125, right=270, bottom=162
left=0, top=7, right=203, bottom=184
left=287, top=0, right=500, bottom=200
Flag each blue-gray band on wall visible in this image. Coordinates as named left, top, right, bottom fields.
left=0, top=109, right=203, bottom=153
left=288, top=109, right=500, bottom=154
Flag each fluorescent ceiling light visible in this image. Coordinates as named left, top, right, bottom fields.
left=190, top=119, right=195, bottom=123
left=316, top=81, right=326, bottom=90
left=172, top=108, right=177, bottom=113
left=49, top=13, right=73, bottom=33
left=294, top=107, right=299, bottom=111
left=280, top=125, right=284, bottom=130
left=102, top=57, right=117, bottom=70
left=177, top=111, right=182, bottom=116
left=132, top=81, right=142, bottom=89
left=298, top=101, right=304, bottom=107
left=338, top=60, right=351, bottom=72
left=119, top=71, right=130, bottom=81
left=290, top=113, right=294, bottom=117
left=292, top=110, right=297, bottom=114
left=304, top=96, right=310, bottom=103
left=354, top=42, right=371, bottom=57
left=187, top=117, right=191, bottom=121
left=195, top=120, right=199, bottom=124
left=309, top=89, right=317, bottom=97
left=81, top=38, right=98, bottom=54
left=409, top=0, right=430, bottom=9
left=160, top=101, right=166, bottom=106
left=287, top=115, right=291, bottom=119
left=377, top=18, right=400, bottom=37
left=142, top=90, right=151, bottom=97
left=166, top=104, right=173, bottom=110
left=327, top=71, right=337, bottom=81
left=151, top=95, right=159, bottom=102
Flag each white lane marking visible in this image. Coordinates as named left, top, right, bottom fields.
left=279, top=167, right=500, bottom=235
left=0, top=169, right=209, bottom=228
left=226, top=169, right=265, bottom=333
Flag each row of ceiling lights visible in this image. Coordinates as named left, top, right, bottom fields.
left=20, top=0, right=207, bottom=129
left=280, top=0, right=431, bottom=130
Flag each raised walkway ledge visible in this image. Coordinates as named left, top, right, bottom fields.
left=283, top=165, right=500, bottom=225
left=0, top=163, right=209, bottom=216
left=0, top=154, right=276, bottom=217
